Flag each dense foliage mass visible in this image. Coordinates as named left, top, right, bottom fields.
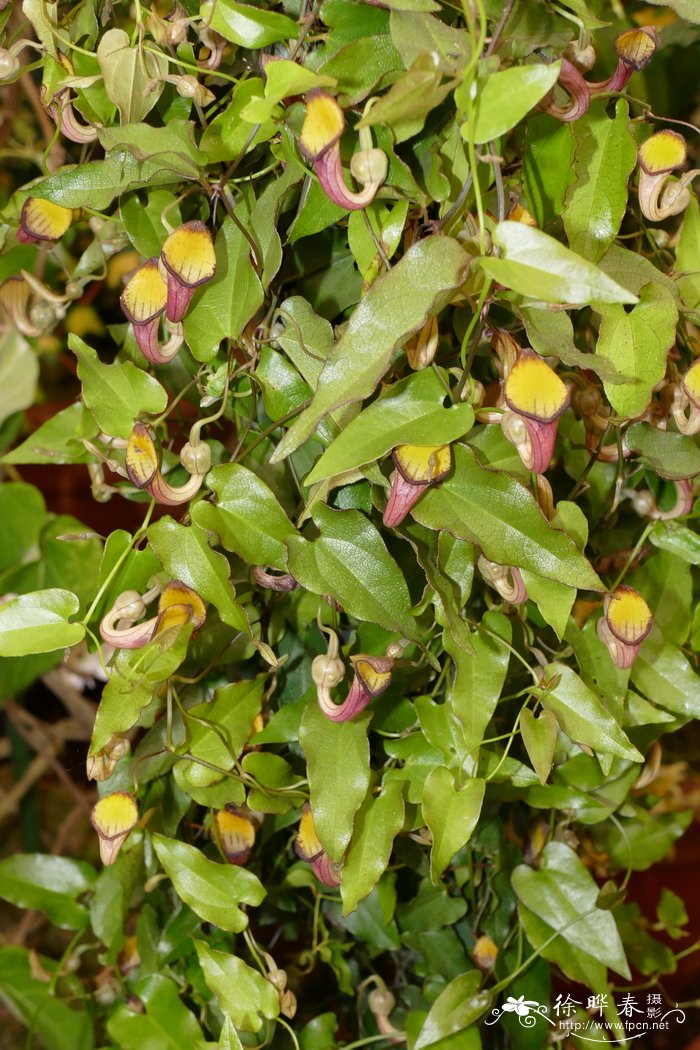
left=0, top=0, right=699, bottom=1046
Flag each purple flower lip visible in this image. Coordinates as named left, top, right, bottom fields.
left=383, top=444, right=453, bottom=527
left=589, top=26, right=657, bottom=94
left=540, top=58, right=590, bottom=122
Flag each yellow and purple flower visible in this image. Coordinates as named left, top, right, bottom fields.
left=99, top=580, right=206, bottom=649
left=637, top=130, right=697, bottom=222
left=159, top=220, right=216, bottom=323
left=589, top=27, right=657, bottom=94
left=294, top=804, right=341, bottom=886
left=124, top=423, right=209, bottom=505
left=671, top=359, right=700, bottom=435
left=17, top=198, right=73, bottom=245
left=213, top=806, right=256, bottom=865
left=120, top=259, right=173, bottom=364
left=299, top=91, right=387, bottom=211
left=596, top=585, right=653, bottom=669
left=383, top=443, right=452, bottom=527
left=501, top=350, right=570, bottom=474
left=91, top=791, right=138, bottom=865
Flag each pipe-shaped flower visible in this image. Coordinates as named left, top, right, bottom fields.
left=631, top=477, right=694, bottom=521
left=0, top=277, right=44, bottom=336
left=120, top=259, right=177, bottom=364
left=637, top=131, right=697, bottom=222
left=313, top=651, right=395, bottom=722
left=540, top=58, right=590, bottom=122
left=294, top=804, right=341, bottom=887
left=501, top=350, right=570, bottom=474
left=596, top=586, right=652, bottom=670
left=478, top=555, right=528, bottom=605
left=671, top=359, right=700, bottom=435
left=18, top=198, right=73, bottom=245
left=43, top=87, right=98, bottom=143
left=251, top=566, right=298, bottom=591
left=86, top=735, right=130, bottom=782
left=383, top=444, right=452, bottom=527
left=91, top=791, right=138, bottom=865
left=213, top=807, right=256, bottom=865
left=589, top=27, right=657, bottom=94
left=125, top=423, right=208, bottom=505
left=160, top=221, right=216, bottom=323
left=99, top=580, right=206, bottom=649
left=299, top=91, right=387, bottom=211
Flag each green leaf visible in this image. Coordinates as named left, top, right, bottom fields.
left=421, top=768, right=485, bottom=881
left=481, top=221, right=639, bottom=305
left=0, top=946, right=94, bottom=1050
left=0, top=589, right=84, bottom=656
left=649, top=521, right=700, bottom=566
left=240, top=61, right=336, bottom=123
left=195, top=941, right=280, bottom=1032
left=471, top=63, right=561, bottom=144
left=148, top=517, right=250, bottom=634
left=523, top=115, right=575, bottom=227
left=306, top=371, right=474, bottom=484
left=200, top=78, right=277, bottom=163
left=0, top=330, right=38, bottom=427
left=2, top=403, right=97, bottom=465
left=299, top=698, right=371, bottom=864
left=595, top=283, right=678, bottom=417
left=271, top=237, right=470, bottom=461
left=414, top=446, right=602, bottom=591
left=98, top=119, right=204, bottom=168
left=70, top=335, right=167, bottom=440
left=0, top=855, right=96, bottom=930
left=518, top=902, right=609, bottom=992
left=199, top=0, right=298, bottom=47
left=389, top=10, right=471, bottom=72
left=520, top=567, right=575, bottom=639
left=341, top=779, right=405, bottom=914
left=28, top=150, right=199, bottom=210
left=192, top=464, right=299, bottom=571
left=519, top=708, right=558, bottom=785
left=184, top=211, right=264, bottom=362
left=219, top=1017, right=245, bottom=1050
left=414, top=970, right=490, bottom=1049
left=446, top=610, right=511, bottom=760
left=563, top=100, right=637, bottom=262
left=96, top=29, right=167, bottom=123
left=0, top=483, right=45, bottom=572
left=177, top=678, right=265, bottom=786
left=317, top=35, right=403, bottom=108
left=358, top=66, right=454, bottom=144
left=287, top=504, right=418, bottom=638
left=512, top=841, right=630, bottom=978
left=89, top=624, right=193, bottom=753
left=625, top=421, right=700, bottom=480
left=630, top=630, right=700, bottom=719
left=152, top=834, right=264, bottom=933
left=540, top=663, right=642, bottom=762
left=120, top=189, right=182, bottom=257
left=519, top=304, right=622, bottom=381
left=107, top=974, right=204, bottom=1049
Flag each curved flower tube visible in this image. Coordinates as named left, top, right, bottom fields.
left=91, top=792, right=138, bottom=865
left=0, top=277, right=44, bottom=336
left=43, top=86, right=98, bottom=143
left=501, top=349, right=570, bottom=474
left=367, top=985, right=403, bottom=1045
left=637, top=131, right=698, bottom=223
left=99, top=580, right=206, bottom=649
left=251, top=566, right=298, bottom=591
left=213, top=806, right=256, bottom=865
left=160, top=221, right=216, bottom=323
left=540, top=58, right=590, bottom=122
left=670, top=359, right=700, bottom=435
left=596, top=586, right=653, bottom=670
left=478, top=555, right=528, bottom=605
left=383, top=444, right=452, bottom=527
left=299, top=91, right=387, bottom=211
left=120, top=259, right=177, bottom=363
left=406, top=316, right=439, bottom=371
left=311, top=629, right=395, bottom=722
left=294, top=804, right=341, bottom=886
left=125, top=423, right=207, bottom=505
left=630, top=478, right=693, bottom=520
left=17, top=198, right=73, bottom=245
left=588, top=27, right=657, bottom=94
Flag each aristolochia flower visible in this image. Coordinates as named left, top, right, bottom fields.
left=589, top=27, right=657, bottom=94
left=540, top=58, right=590, bottom=122
left=99, top=580, right=206, bottom=649
left=160, top=221, right=216, bottom=323
left=120, top=259, right=177, bottom=364
left=637, top=131, right=698, bottom=223
left=501, top=350, right=570, bottom=474
left=91, top=792, right=138, bottom=865
left=294, top=804, right=341, bottom=886
left=17, top=198, right=73, bottom=245
left=383, top=444, right=452, bottom=527
left=213, top=807, right=256, bottom=865
left=671, top=359, right=700, bottom=435
left=125, top=423, right=209, bottom=505
left=478, top=555, right=528, bottom=605
left=596, top=586, right=653, bottom=669
left=299, top=91, right=387, bottom=211
left=86, top=735, right=130, bottom=782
